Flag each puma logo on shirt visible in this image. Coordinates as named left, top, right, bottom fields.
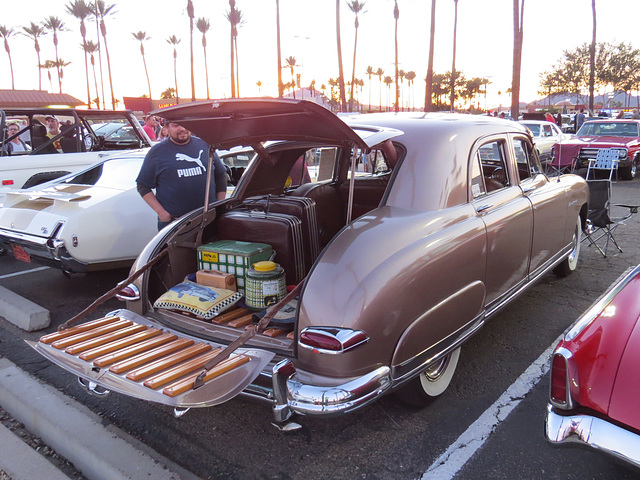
left=176, top=149, right=206, bottom=177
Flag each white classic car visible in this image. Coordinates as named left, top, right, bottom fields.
left=0, top=149, right=158, bottom=274
left=519, top=120, right=568, bottom=164
left=0, top=108, right=152, bottom=192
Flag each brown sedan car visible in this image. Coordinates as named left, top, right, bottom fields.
left=32, top=99, right=589, bottom=426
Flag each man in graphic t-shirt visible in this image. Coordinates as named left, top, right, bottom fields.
left=136, top=121, right=227, bottom=230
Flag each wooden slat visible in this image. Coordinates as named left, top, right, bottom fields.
left=109, top=338, right=194, bottom=374
left=125, top=343, right=212, bottom=381
left=51, top=319, right=133, bottom=349
left=211, top=307, right=250, bottom=324
left=262, top=328, right=287, bottom=337
left=143, top=348, right=223, bottom=389
left=162, top=355, right=250, bottom=397
left=40, top=316, right=121, bottom=344
left=228, top=314, right=254, bottom=328
left=65, top=324, right=148, bottom=355
left=79, top=328, right=163, bottom=361
left=93, top=333, right=178, bottom=367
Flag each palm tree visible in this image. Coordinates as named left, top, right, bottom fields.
left=161, top=87, right=176, bottom=99
left=54, top=58, right=72, bottom=92
left=0, top=26, right=15, bottom=89
left=39, top=59, right=57, bottom=92
left=66, top=0, right=94, bottom=108
left=275, top=0, right=283, bottom=97
left=376, top=67, right=384, bottom=111
left=285, top=56, right=297, bottom=98
left=366, top=66, right=373, bottom=110
left=226, top=2, right=244, bottom=98
left=196, top=17, right=211, bottom=99
left=398, top=69, right=405, bottom=110
left=347, top=1, right=366, bottom=112
left=43, top=16, right=66, bottom=94
left=167, top=35, right=181, bottom=104
left=21, top=23, right=47, bottom=90
left=92, top=1, right=117, bottom=109
left=82, top=40, right=100, bottom=108
left=589, top=0, right=596, bottom=113
left=394, top=1, right=400, bottom=112
left=406, top=70, right=416, bottom=110
left=335, top=0, right=347, bottom=111
left=384, top=75, right=393, bottom=111
left=425, top=0, right=436, bottom=111
left=511, top=0, right=524, bottom=119
left=450, top=0, right=459, bottom=112
left=187, top=0, right=196, bottom=101
left=132, top=31, right=152, bottom=99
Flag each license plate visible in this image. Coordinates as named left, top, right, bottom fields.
left=12, top=244, right=31, bottom=263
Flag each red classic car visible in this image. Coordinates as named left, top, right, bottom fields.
left=545, top=265, right=640, bottom=469
left=553, top=119, right=640, bottom=179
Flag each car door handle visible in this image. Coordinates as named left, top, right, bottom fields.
left=476, top=204, right=493, bottom=213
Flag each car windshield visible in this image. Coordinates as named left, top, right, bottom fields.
left=577, top=121, right=639, bottom=137
left=522, top=123, right=541, bottom=136
left=60, top=157, right=141, bottom=189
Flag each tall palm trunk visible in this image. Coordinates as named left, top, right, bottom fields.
left=511, top=0, right=525, bottom=120
left=450, top=0, right=458, bottom=112
left=93, top=4, right=105, bottom=108
left=90, top=52, right=100, bottom=108
left=276, top=0, right=283, bottom=97
left=425, top=0, right=436, bottom=111
left=229, top=1, right=236, bottom=98
left=188, top=0, right=196, bottom=102
left=589, top=0, right=596, bottom=113
left=394, top=1, right=399, bottom=113
left=54, top=33, right=62, bottom=93
left=101, top=20, right=116, bottom=109
left=202, top=34, right=210, bottom=99
left=79, top=20, right=92, bottom=108
left=173, top=49, right=179, bottom=104
left=336, top=0, right=347, bottom=111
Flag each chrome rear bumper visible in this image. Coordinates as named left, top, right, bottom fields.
left=545, top=404, right=640, bottom=469
left=271, top=360, right=392, bottom=422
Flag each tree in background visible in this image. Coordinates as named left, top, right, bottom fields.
left=347, top=1, right=366, bottom=112
left=43, top=16, right=66, bottom=94
left=66, top=0, right=94, bottom=108
left=376, top=67, right=384, bottom=111
left=0, top=26, right=16, bottom=90
left=366, top=66, right=373, bottom=110
left=187, top=0, right=196, bottom=102
left=275, top=0, right=283, bottom=97
left=511, top=0, right=525, bottom=120
left=450, top=0, right=459, bottom=112
left=21, top=22, right=47, bottom=91
left=425, top=0, right=436, bottom=112
left=82, top=40, right=100, bottom=108
left=394, top=1, right=400, bottom=112
left=405, top=70, right=416, bottom=110
left=39, top=59, right=57, bottom=92
left=196, top=17, right=211, bottom=99
left=589, top=0, right=596, bottom=112
left=285, top=56, right=297, bottom=99
left=132, top=31, right=152, bottom=99
left=226, top=0, right=244, bottom=98
left=335, top=0, right=347, bottom=110
left=167, top=35, right=181, bottom=103
left=93, top=0, right=117, bottom=109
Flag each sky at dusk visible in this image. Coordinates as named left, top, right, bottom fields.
left=1, top=0, right=638, bottom=110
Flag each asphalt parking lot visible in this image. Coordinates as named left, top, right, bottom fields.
left=0, top=178, right=639, bottom=480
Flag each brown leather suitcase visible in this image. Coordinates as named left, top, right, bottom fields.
left=216, top=210, right=305, bottom=285
left=242, top=195, right=320, bottom=270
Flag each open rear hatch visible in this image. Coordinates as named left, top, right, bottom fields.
left=28, top=309, right=274, bottom=408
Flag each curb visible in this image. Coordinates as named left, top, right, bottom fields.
left=0, top=358, right=200, bottom=480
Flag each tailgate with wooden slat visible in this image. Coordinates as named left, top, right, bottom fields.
left=27, top=309, right=275, bottom=408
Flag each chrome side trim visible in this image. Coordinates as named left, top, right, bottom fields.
left=545, top=404, right=640, bottom=469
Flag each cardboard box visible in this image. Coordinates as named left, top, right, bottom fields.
left=196, top=269, right=236, bottom=291
left=197, top=240, right=273, bottom=295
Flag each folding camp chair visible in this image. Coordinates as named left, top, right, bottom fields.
left=582, top=179, right=639, bottom=257
left=586, top=148, right=619, bottom=181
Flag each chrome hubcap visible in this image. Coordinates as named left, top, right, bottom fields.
left=424, top=354, right=451, bottom=382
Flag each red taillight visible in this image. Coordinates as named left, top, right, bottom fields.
left=2, top=180, right=13, bottom=186
left=115, top=284, right=140, bottom=302
left=299, top=328, right=369, bottom=354
left=550, top=353, right=571, bottom=408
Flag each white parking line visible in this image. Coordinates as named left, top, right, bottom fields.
left=0, top=267, right=49, bottom=279
left=421, top=336, right=561, bottom=480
